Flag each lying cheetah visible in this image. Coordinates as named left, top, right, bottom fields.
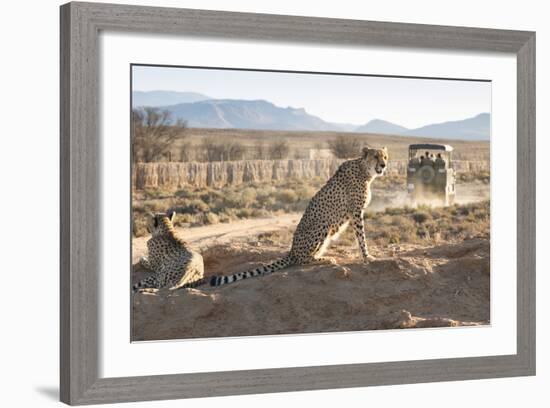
left=209, top=146, right=389, bottom=287
left=133, top=212, right=205, bottom=292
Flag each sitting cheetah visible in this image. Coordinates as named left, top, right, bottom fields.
left=209, top=146, right=389, bottom=287
left=133, top=212, right=205, bottom=292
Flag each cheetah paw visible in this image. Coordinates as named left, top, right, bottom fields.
left=363, top=254, right=376, bottom=263
left=139, top=256, right=152, bottom=270
left=136, top=287, right=159, bottom=295
left=313, top=257, right=337, bottom=265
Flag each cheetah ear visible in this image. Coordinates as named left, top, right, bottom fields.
left=168, top=210, right=176, bottom=223
left=382, top=146, right=388, bottom=152
left=362, top=147, right=371, bottom=158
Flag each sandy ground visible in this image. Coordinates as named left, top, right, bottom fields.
left=132, top=237, right=489, bottom=341
left=455, top=182, right=490, bottom=204
left=132, top=182, right=490, bottom=341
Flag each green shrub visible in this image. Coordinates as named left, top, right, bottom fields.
left=199, top=189, right=223, bottom=204
left=204, top=212, right=220, bottom=225
left=173, top=213, right=195, bottom=226
left=277, top=189, right=298, bottom=204
left=174, top=189, right=194, bottom=199
left=223, top=192, right=246, bottom=208
left=457, top=206, right=470, bottom=216
left=217, top=212, right=233, bottom=223
left=295, top=185, right=316, bottom=201
left=391, top=215, right=415, bottom=229
left=412, top=211, right=430, bottom=224
left=388, top=234, right=400, bottom=244
left=177, top=199, right=209, bottom=214
left=240, top=187, right=258, bottom=208
left=236, top=208, right=254, bottom=218
left=384, top=207, right=408, bottom=216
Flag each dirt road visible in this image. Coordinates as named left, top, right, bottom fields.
left=132, top=181, right=489, bottom=263
left=132, top=213, right=301, bottom=264
left=455, top=182, right=490, bottom=204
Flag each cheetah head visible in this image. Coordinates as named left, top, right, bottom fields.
left=362, top=146, right=389, bottom=176
left=147, top=211, right=176, bottom=236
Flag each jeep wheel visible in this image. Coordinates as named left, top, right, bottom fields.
left=418, top=165, right=435, bottom=184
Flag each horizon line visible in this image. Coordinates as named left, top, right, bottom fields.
left=131, top=90, right=490, bottom=129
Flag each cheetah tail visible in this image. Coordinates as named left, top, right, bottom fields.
left=133, top=276, right=210, bottom=293
left=210, top=256, right=292, bottom=287
left=132, top=275, right=158, bottom=292
left=177, top=276, right=210, bottom=290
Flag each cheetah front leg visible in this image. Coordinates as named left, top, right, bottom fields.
left=351, top=211, right=375, bottom=263
left=309, top=256, right=337, bottom=265
left=133, top=269, right=169, bottom=293
left=138, top=256, right=153, bottom=270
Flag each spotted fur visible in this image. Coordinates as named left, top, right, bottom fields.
left=210, top=146, right=389, bottom=287
left=133, top=212, right=205, bottom=292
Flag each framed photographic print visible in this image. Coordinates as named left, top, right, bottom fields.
left=60, top=2, right=535, bottom=405
left=129, top=64, right=494, bottom=341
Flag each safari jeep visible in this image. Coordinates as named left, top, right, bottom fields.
left=407, top=143, right=456, bottom=206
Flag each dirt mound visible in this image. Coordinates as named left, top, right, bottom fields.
left=132, top=238, right=489, bottom=341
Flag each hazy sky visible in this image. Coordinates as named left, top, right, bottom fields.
left=132, top=65, right=491, bottom=129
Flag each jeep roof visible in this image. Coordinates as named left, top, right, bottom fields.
left=409, top=143, right=454, bottom=152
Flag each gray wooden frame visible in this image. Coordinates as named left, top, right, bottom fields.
left=60, top=1, right=536, bottom=405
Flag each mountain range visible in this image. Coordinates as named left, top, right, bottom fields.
left=132, top=90, right=211, bottom=107
left=355, top=119, right=409, bottom=135
left=159, top=99, right=346, bottom=132
left=132, top=90, right=490, bottom=140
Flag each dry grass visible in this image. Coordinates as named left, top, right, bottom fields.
left=132, top=172, right=490, bottom=237
left=457, top=170, right=490, bottom=184
left=364, top=200, right=490, bottom=247
left=132, top=178, right=326, bottom=236
left=313, top=203, right=486, bottom=252
left=240, top=200, right=490, bottom=254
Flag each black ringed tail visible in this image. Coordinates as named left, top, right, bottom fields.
left=133, top=276, right=209, bottom=292
left=178, top=276, right=209, bottom=290
left=210, top=256, right=292, bottom=287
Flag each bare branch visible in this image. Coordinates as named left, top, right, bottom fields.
left=132, top=107, right=187, bottom=162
